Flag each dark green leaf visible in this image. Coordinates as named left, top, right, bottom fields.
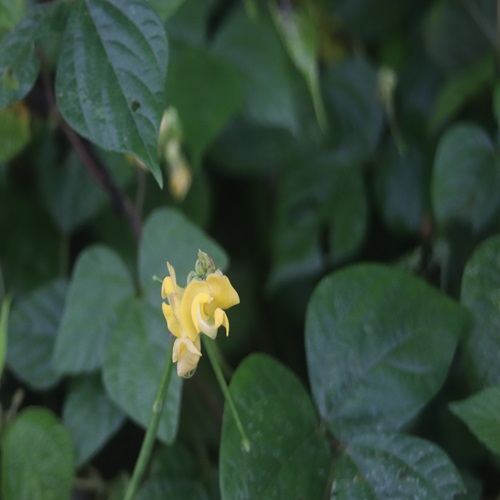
left=306, top=264, right=468, bottom=439
left=322, top=57, right=384, bottom=166
left=332, top=433, right=465, bottom=499
left=460, top=235, right=500, bottom=388
left=63, top=373, right=125, bottom=465
left=139, top=208, right=227, bottom=307
left=138, top=478, right=208, bottom=500
left=431, top=123, right=500, bottom=233
left=450, top=385, right=500, bottom=457
left=0, top=0, right=25, bottom=34
left=7, top=279, right=66, bottom=390
left=52, top=245, right=134, bottom=374
left=270, top=157, right=367, bottom=288
left=166, top=43, right=241, bottom=166
left=0, top=4, right=65, bottom=109
left=37, top=148, right=133, bottom=233
left=373, top=140, right=427, bottom=235
left=213, top=11, right=298, bottom=132
left=2, top=408, right=75, bottom=500
left=56, top=0, right=168, bottom=186
left=430, top=54, right=495, bottom=132
left=148, top=0, right=185, bottom=21
left=423, top=0, right=495, bottom=75
left=103, top=298, right=182, bottom=444
left=220, top=354, right=331, bottom=500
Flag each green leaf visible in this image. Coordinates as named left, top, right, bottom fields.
left=373, top=140, right=427, bottom=235
left=270, top=158, right=367, bottom=288
left=138, top=478, right=208, bottom=500
left=52, top=245, right=134, bottom=374
left=328, top=0, right=419, bottom=38
left=0, top=0, right=25, bottom=34
left=2, top=408, right=75, bottom=500
left=103, top=297, right=182, bottom=444
left=430, top=54, right=495, bottom=132
left=423, top=0, right=495, bottom=75
left=213, top=11, right=298, bottom=132
left=7, top=280, right=66, bottom=390
left=148, top=0, right=185, bottom=21
left=460, top=235, right=500, bottom=388
left=37, top=148, right=133, bottom=233
left=322, top=57, right=384, bottom=166
left=0, top=103, right=30, bottom=163
left=305, top=264, right=468, bottom=439
left=55, top=0, right=168, bottom=187
left=450, top=385, right=500, bottom=457
left=0, top=293, right=11, bottom=377
left=220, top=354, right=331, bottom=500
left=139, top=208, right=227, bottom=307
left=332, top=433, right=465, bottom=499
left=62, top=373, right=125, bottom=465
left=0, top=3, right=67, bottom=109
left=431, top=123, right=500, bottom=234
left=166, top=43, right=241, bottom=166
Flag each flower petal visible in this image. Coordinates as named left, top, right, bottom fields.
left=214, top=308, right=230, bottom=336
left=162, top=302, right=182, bottom=338
left=180, top=280, right=209, bottom=341
left=206, top=273, right=240, bottom=310
left=172, top=336, right=202, bottom=378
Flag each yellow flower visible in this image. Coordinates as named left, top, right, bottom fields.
left=161, top=260, right=239, bottom=378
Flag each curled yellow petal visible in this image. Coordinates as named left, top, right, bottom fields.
left=172, top=336, right=202, bottom=378
left=180, top=280, right=209, bottom=341
left=206, top=274, right=240, bottom=310
left=161, top=277, right=175, bottom=299
left=162, top=302, right=182, bottom=338
left=213, top=308, right=230, bottom=336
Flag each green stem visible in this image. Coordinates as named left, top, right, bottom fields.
left=123, top=340, right=174, bottom=500
left=203, top=337, right=251, bottom=452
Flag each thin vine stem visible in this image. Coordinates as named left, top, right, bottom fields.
left=123, top=340, right=173, bottom=500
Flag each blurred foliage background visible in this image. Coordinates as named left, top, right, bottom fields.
left=1, top=0, right=500, bottom=498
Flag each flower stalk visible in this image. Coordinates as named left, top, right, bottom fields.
left=123, top=339, right=174, bottom=500
left=203, top=336, right=251, bottom=453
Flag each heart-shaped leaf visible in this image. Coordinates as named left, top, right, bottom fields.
left=52, top=245, right=134, bottom=374
left=306, top=264, right=468, bottom=439
left=56, top=0, right=168, bottom=186
left=220, top=354, right=330, bottom=499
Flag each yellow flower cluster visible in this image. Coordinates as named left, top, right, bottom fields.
left=161, top=259, right=239, bottom=378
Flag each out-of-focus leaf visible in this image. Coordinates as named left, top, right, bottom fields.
left=37, top=147, right=133, bottom=233
left=0, top=102, right=29, bottom=163
left=328, top=0, right=420, bottom=38
left=373, top=140, right=427, bottom=235
left=0, top=0, right=25, bottom=34
left=7, top=280, right=65, bottom=390
left=166, top=43, right=241, bottom=167
left=52, top=246, right=134, bottom=374
left=213, top=11, right=298, bottom=132
left=0, top=3, right=67, bottom=109
left=460, top=235, right=500, bottom=388
left=430, top=54, right=495, bottom=132
left=103, top=298, right=182, bottom=444
left=270, top=156, right=367, bottom=288
left=138, top=478, right=208, bottom=500
left=271, top=1, right=326, bottom=131
left=165, top=0, right=213, bottom=47
left=56, top=0, right=167, bottom=187
left=63, top=373, right=125, bottom=466
left=220, top=354, right=330, bottom=499
left=0, top=191, right=59, bottom=293
left=322, top=57, right=384, bottom=166
left=450, top=385, right=500, bottom=456
left=149, top=442, right=200, bottom=481
left=424, top=0, right=495, bottom=75
left=431, top=123, right=500, bottom=234
left=2, top=408, right=75, bottom=500
left=332, top=433, right=465, bottom=499
left=0, top=293, right=11, bottom=377
left=148, top=0, right=184, bottom=21
left=139, top=208, right=227, bottom=307
left=306, top=264, right=468, bottom=439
